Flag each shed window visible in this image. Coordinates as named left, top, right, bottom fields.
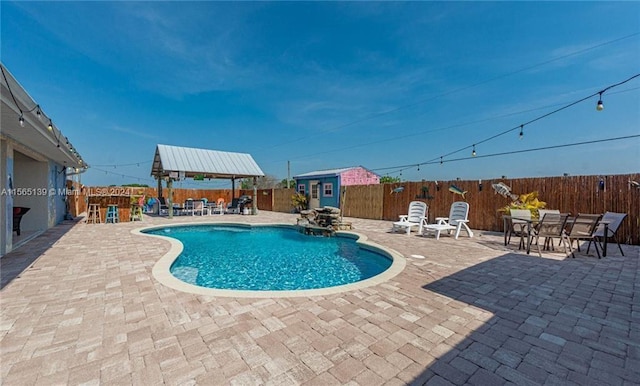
left=298, top=184, right=306, bottom=195
left=323, top=183, right=333, bottom=197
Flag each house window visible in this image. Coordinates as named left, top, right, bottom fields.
left=298, top=184, right=306, bottom=195
left=323, top=183, right=333, bottom=197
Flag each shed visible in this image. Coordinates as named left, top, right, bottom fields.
left=150, top=144, right=264, bottom=217
left=293, top=166, right=380, bottom=209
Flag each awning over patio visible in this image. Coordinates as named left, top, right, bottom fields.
left=150, top=144, right=264, bottom=180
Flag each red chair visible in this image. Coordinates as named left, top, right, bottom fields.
left=12, top=207, right=30, bottom=236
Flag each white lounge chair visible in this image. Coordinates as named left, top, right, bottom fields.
left=392, top=201, right=428, bottom=235
left=193, top=200, right=208, bottom=216
left=423, top=201, right=474, bottom=240
left=211, top=198, right=226, bottom=215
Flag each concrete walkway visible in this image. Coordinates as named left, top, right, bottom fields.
left=1, top=211, right=638, bottom=385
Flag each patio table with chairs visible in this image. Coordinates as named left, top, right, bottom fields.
left=502, top=211, right=626, bottom=257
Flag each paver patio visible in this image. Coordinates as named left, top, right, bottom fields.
left=1, top=211, right=638, bottom=385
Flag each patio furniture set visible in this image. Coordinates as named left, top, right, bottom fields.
left=391, top=200, right=627, bottom=258
left=156, top=195, right=253, bottom=216
left=503, top=210, right=627, bottom=258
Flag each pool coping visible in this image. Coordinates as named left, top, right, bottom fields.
left=131, top=222, right=406, bottom=298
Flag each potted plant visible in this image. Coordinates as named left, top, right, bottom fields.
left=291, top=192, right=308, bottom=213
left=500, top=191, right=547, bottom=218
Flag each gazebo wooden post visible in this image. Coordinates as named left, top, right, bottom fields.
left=167, top=178, right=174, bottom=219
left=252, top=176, right=258, bottom=215
left=231, top=178, right=235, bottom=201
left=157, top=176, right=163, bottom=198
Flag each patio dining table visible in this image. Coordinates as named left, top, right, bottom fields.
left=504, top=214, right=611, bottom=257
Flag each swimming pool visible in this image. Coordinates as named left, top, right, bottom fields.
left=136, top=223, right=405, bottom=298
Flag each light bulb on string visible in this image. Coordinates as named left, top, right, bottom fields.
left=47, top=120, right=53, bottom=131
left=36, top=107, right=41, bottom=120
left=471, top=145, right=477, bottom=157
left=440, top=157, right=443, bottom=165
left=596, top=92, right=604, bottom=111
left=519, top=125, right=524, bottom=139
left=19, top=114, right=25, bottom=127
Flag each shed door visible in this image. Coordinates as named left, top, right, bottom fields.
left=309, top=181, right=320, bottom=209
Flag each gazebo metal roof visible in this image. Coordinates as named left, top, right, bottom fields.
left=150, top=144, right=264, bottom=180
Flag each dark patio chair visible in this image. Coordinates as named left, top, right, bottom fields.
left=157, top=197, right=169, bottom=215
left=587, top=212, right=627, bottom=256
left=563, top=213, right=602, bottom=258
left=530, top=213, right=569, bottom=257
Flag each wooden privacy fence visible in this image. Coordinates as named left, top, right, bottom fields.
left=344, top=173, right=639, bottom=245
left=77, top=173, right=639, bottom=243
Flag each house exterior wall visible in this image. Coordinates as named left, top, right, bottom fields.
left=0, top=138, right=70, bottom=257
left=295, top=176, right=340, bottom=208
left=0, top=139, right=13, bottom=256
left=295, top=167, right=379, bottom=209
left=13, top=151, right=48, bottom=234
left=49, top=161, right=67, bottom=226
left=339, top=167, right=380, bottom=186
left=318, top=176, right=339, bottom=208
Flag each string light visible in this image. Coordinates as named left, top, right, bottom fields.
left=519, top=125, right=524, bottom=139
left=371, top=73, right=639, bottom=174
left=471, top=144, right=477, bottom=157
left=92, top=167, right=157, bottom=183
left=91, top=160, right=151, bottom=167
left=373, top=134, right=638, bottom=171
left=0, top=65, right=81, bottom=168
left=255, top=33, right=640, bottom=154
left=596, top=92, right=604, bottom=111
left=437, top=135, right=637, bottom=164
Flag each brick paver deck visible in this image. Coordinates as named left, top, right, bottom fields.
left=1, top=211, right=638, bottom=385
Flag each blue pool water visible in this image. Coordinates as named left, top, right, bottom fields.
left=144, top=225, right=393, bottom=291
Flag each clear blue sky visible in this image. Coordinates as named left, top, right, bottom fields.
left=3, top=2, right=639, bottom=188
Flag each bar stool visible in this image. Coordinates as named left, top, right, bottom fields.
left=130, top=204, right=143, bottom=221
left=86, top=204, right=101, bottom=224
left=105, top=205, right=119, bottom=223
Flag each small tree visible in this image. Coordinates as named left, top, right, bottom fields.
left=380, top=176, right=401, bottom=184
left=278, top=178, right=295, bottom=189
left=240, top=175, right=280, bottom=189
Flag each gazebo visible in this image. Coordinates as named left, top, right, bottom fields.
left=150, top=144, right=264, bottom=218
